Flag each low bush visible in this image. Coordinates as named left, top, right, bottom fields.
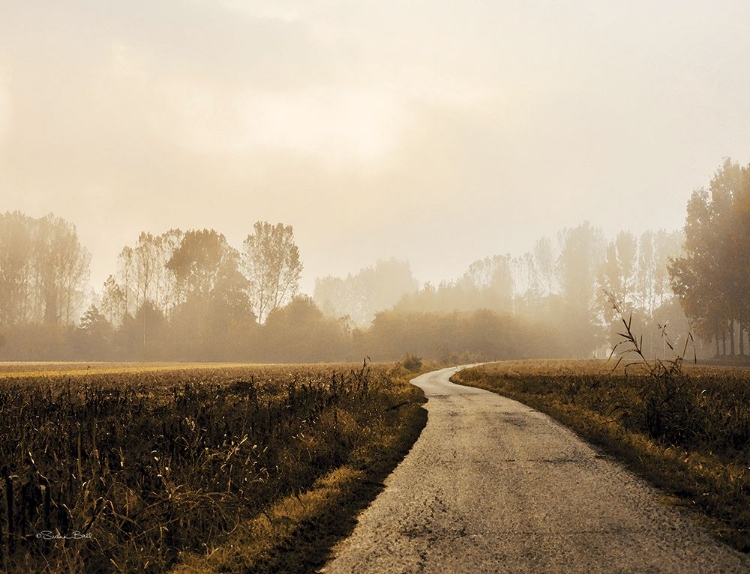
left=402, top=353, right=423, bottom=373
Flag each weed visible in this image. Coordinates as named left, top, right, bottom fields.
left=607, top=292, right=698, bottom=444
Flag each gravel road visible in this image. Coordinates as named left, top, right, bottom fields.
left=321, top=366, right=749, bottom=573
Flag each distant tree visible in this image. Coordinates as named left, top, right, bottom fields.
left=100, top=275, right=127, bottom=328
left=0, top=212, right=90, bottom=326
left=314, top=259, right=418, bottom=327
left=114, top=230, right=184, bottom=319
left=242, top=222, right=302, bottom=323
left=75, top=303, right=113, bottom=359
left=393, top=255, right=515, bottom=317
left=164, top=230, right=252, bottom=359
left=0, top=211, right=35, bottom=324
left=79, top=303, right=110, bottom=334
left=167, top=230, right=240, bottom=300
left=651, top=230, right=684, bottom=313
left=459, top=254, right=514, bottom=312
left=556, top=221, right=606, bottom=356
left=313, top=275, right=348, bottom=318
left=39, top=214, right=91, bottom=325
left=598, top=230, right=638, bottom=322
left=358, top=308, right=553, bottom=363
left=119, top=301, right=168, bottom=360
left=532, top=236, right=557, bottom=297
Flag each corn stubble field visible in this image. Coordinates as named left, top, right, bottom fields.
left=453, top=360, right=750, bottom=553
left=0, top=362, right=427, bottom=573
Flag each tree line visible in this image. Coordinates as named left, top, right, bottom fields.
left=315, top=155, right=750, bottom=361
left=1, top=158, right=746, bottom=362
left=317, top=224, right=685, bottom=359
left=0, top=217, right=309, bottom=360
left=0, top=211, right=689, bottom=362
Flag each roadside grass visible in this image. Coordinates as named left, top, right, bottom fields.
left=173, top=361, right=428, bottom=574
left=0, top=361, right=427, bottom=573
left=452, top=359, right=750, bottom=553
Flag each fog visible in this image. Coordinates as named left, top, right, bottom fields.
left=2, top=1, right=750, bottom=295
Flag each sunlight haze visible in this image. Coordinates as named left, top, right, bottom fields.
left=2, top=0, right=749, bottom=293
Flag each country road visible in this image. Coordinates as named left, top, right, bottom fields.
left=321, top=367, right=749, bottom=573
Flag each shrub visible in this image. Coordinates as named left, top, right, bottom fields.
left=402, top=353, right=423, bottom=373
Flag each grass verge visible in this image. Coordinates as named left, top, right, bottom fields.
left=452, top=360, right=750, bottom=553
left=172, top=363, right=427, bottom=573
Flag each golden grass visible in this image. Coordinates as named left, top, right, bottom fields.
left=0, top=361, right=280, bottom=378
left=173, top=466, right=366, bottom=574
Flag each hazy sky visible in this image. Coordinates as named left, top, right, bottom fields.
left=2, top=1, right=750, bottom=294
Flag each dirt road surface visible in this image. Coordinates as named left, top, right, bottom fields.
left=321, top=367, right=749, bottom=573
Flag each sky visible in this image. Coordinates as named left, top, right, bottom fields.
left=2, top=0, right=750, bottom=295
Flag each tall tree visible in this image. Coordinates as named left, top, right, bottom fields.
left=556, top=221, right=606, bottom=356
left=669, top=158, right=750, bottom=355
left=100, top=275, right=127, bottom=328
left=598, top=230, right=637, bottom=319
left=0, top=212, right=35, bottom=324
left=0, top=213, right=90, bottom=327
left=115, top=230, right=183, bottom=318
left=167, top=229, right=238, bottom=300
left=460, top=254, right=514, bottom=313
left=242, top=222, right=303, bottom=323
left=532, top=236, right=557, bottom=297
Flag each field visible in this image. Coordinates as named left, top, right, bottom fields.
left=0, top=361, right=427, bottom=573
left=453, top=360, right=750, bottom=552
left=0, top=362, right=258, bottom=378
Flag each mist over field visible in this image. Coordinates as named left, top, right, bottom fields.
left=5, top=6, right=750, bottom=570
left=2, top=1, right=750, bottom=362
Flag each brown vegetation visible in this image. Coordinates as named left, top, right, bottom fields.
left=0, top=362, right=426, bottom=573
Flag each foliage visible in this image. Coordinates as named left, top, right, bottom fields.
left=394, top=255, right=515, bottom=316
left=0, top=207, right=695, bottom=362
left=242, top=221, right=303, bottom=323
left=260, top=296, right=350, bottom=362
left=401, top=353, right=423, bottom=373
left=0, top=212, right=90, bottom=326
left=0, top=363, right=425, bottom=573
left=669, top=158, right=750, bottom=357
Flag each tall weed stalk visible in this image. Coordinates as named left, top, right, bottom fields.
left=607, top=292, right=698, bottom=444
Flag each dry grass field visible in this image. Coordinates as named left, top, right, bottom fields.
left=0, top=361, right=427, bottom=573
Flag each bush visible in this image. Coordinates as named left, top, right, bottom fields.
left=402, top=353, right=423, bottom=372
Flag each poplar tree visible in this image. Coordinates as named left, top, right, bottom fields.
left=242, top=222, right=303, bottom=323
left=669, top=158, right=750, bottom=355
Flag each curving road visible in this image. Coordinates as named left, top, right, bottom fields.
left=321, top=367, right=749, bottom=573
